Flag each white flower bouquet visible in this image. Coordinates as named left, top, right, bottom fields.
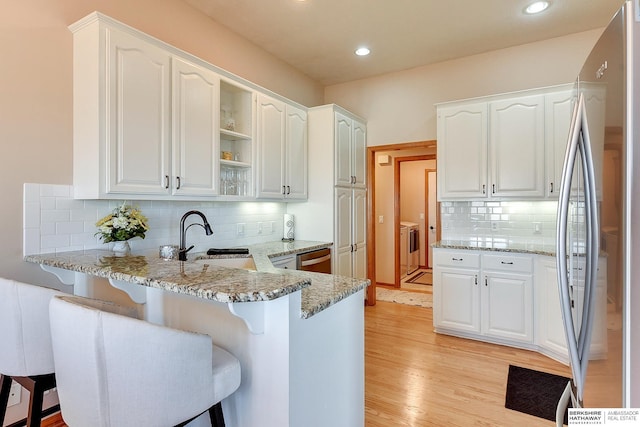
left=95, top=203, right=149, bottom=243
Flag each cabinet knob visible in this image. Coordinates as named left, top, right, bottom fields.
left=500, top=261, right=514, bottom=265
left=176, top=176, right=181, bottom=190
left=492, top=184, right=496, bottom=194
left=164, top=175, right=169, bottom=189
left=452, top=257, right=463, bottom=261
left=482, top=184, right=486, bottom=194
left=550, top=182, right=554, bottom=193
left=484, top=277, right=488, bottom=286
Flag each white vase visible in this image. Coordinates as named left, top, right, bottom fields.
left=112, top=240, right=131, bottom=256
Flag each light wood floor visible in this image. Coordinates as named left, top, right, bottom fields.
left=41, top=300, right=578, bottom=427
left=365, top=300, right=571, bottom=426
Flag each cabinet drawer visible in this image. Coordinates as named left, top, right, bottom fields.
left=483, top=254, right=532, bottom=274
left=434, top=251, right=480, bottom=268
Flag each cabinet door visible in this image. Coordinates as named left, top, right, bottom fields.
left=256, top=94, right=286, bottom=198
left=436, top=103, right=488, bottom=199
left=490, top=95, right=545, bottom=197
left=335, top=112, right=353, bottom=187
left=352, top=188, right=367, bottom=279
left=433, top=267, right=481, bottom=333
left=106, top=28, right=171, bottom=195
left=285, top=105, right=308, bottom=200
left=334, top=187, right=353, bottom=277
left=352, top=120, right=367, bottom=188
left=535, top=258, right=569, bottom=358
left=545, top=90, right=574, bottom=198
left=171, top=57, right=220, bottom=196
left=482, top=272, right=533, bottom=343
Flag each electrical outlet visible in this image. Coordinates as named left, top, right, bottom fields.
left=257, top=222, right=263, bottom=234
left=8, top=381, right=21, bottom=407
left=237, top=223, right=245, bottom=236
left=533, top=222, right=542, bottom=234
left=491, top=221, right=499, bottom=232
left=378, top=215, right=384, bottom=224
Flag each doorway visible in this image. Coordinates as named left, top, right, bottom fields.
left=366, top=140, right=437, bottom=304
left=395, top=155, right=437, bottom=287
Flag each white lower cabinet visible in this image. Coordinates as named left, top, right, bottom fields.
left=535, top=256, right=608, bottom=363
left=435, top=248, right=608, bottom=362
left=434, top=249, right=533, bottom=347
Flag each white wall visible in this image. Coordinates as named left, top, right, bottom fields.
left=325, top=29, right=603, bottom=147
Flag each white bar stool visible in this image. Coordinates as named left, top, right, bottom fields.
left=0, top=278, right=65, bottom=427
left=49, top=295, right=241, bottom=427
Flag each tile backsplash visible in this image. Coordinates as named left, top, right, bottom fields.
left=23, top=183, right=287, bottom=256
left=440, top=200, right=558, bottom=246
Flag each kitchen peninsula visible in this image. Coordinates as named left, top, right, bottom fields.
left=26, top=240, right=369, bottom=427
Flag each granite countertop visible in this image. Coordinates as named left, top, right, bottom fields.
left=432, top=239, right=557, bottom=256
left=24, top=240, right=370, bottom=319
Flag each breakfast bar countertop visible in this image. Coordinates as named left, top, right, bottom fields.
left=24, top=240, right=370, bottom=319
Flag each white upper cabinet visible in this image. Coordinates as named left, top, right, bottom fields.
left=285, top=104, right=308, bottom=200
left=437, top=85, right=573, bottom=201
left=335, top=112, right=367, bottom=189
left=437, top=102, right=488, bottom=199
left=70, top=12, right=305, bottom=201
left=256, top=95, right=285, bottom=198
left=171, top=57, right=220, bottom=197
left=103, top=26, right=172, bottom=197
left=256, top=94, right=308, bottom=200
left=544, top=89, right=574, bottom=198
left=489, top=94, right=545, bottom=198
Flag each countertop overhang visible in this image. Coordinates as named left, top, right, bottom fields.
left=25, top=240, right=370, bottom=319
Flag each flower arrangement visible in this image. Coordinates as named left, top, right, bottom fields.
left=95, top=203, right=149, bottom=243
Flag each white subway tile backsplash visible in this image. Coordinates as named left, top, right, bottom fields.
left=440, top=200, right=558, bottom=246
left=23, top=183, right=289, bottom=256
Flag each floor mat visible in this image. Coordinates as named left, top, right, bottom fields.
left=375, top=287, right=432, bottom=308
left=505, top=365, right=571, bottom=424
left=405, top=271, right=432, bottom=285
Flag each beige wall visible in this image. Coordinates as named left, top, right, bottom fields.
left=0, top=0, right=322, bottom=290
left=324, top=29, right=603, bottom=147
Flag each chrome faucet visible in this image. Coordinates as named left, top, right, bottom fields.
left=178, top=210, right=213, bottom=261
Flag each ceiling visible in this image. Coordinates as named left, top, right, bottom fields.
left=184, top=0, right=625, bottom=86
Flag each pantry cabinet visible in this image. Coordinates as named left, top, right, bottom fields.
left=287, top=105, right=367, bottom=279
left=335, top=112, right=367, bottom=189
left=255, top=94, right=308, bottom=200
left=433, top=249, right=533, bottom=346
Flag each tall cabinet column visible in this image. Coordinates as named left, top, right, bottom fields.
left=288, top=105, right=368, bottom=280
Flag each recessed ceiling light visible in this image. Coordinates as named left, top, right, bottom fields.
left=355, top=47, right=370, bottom=56
left=524, top=1, right=550, bottom=14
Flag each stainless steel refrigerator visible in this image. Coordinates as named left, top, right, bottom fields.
left=555, top=1, right=634, bottom=422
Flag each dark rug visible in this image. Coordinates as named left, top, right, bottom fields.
left=505, top=365, right=571, bottom=424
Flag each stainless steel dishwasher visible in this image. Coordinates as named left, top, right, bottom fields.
left=296, top=248, right=332, bottom=274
